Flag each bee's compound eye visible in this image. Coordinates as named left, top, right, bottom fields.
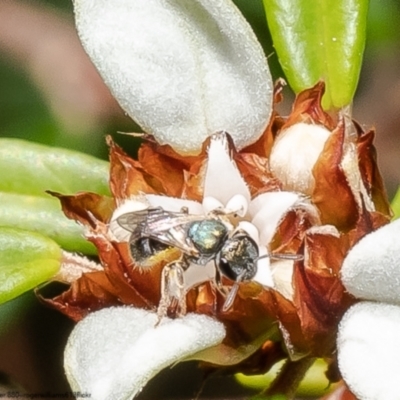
left=218, top=234, right=258, bottom=281
left=188, top=220, right=228, bottom=255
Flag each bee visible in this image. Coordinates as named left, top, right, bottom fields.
left=115, top=206, right=302, bottom=317
left=116, top=207, right=231, bottom=266
left=115, top=206, right=231, bottom=318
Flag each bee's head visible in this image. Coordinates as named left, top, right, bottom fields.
left=218, top=231, right=303, bottom=312
left=217, top=232, right=259, bottom=282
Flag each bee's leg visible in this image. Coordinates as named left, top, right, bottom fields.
left=173, top=262, right=187, bottom=317
left=221, top=271, right=246, bottom=312
left=156, top=261, right=187, bottom=324
left=211, top=265, right=226, bottom=296
left=211, top=260, right=230, bottom=298
left=222, top=282, right=239, bottom=312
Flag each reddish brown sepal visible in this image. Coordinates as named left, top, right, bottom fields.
left=284, top=81, right=335, bottom=130
left=311, top=121, right=359, bottom=231
left=356, top=125, right=392, bottom=217
left=107, top=136, right=158, bottom=198
left=48, top=191, right=114, bottom=227
left=40, top=271, right=123, bottom=322
left=293, top=230, right=354, bottom=356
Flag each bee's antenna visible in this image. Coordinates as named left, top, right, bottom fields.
left=256, top=253, right=304, bottom=262
left=255, top=253, right=270, bottom=262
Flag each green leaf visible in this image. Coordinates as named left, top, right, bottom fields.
left=249, top=395, right=286, bottom=400
left=263, top=0, right=369, bottom=109
left=237, top=359, right=337, bottom=397
left=0, top=192, right=96, bottom=254
left=0, top=227, right=62, bottom=304
left=0, top=138, right=110, bottom=197
left=0, top=139, right=109, bottom=254
left=391, top=187, right=400, bottom=220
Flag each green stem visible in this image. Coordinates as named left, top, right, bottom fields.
left=263, top=357, right=316, bottom=399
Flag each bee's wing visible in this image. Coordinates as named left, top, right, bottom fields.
left=116, top=208, right=163, bottom=242
left=151, top=225, right=200, bottom=256
left=146, top=211, right=203, bottom=232
left=117, top=207, right=191, bottom=231
left=116, top=208, right=203, bottom=256
left=146, top=209, right=207, bottom=256
left=116, top=209, right=153, bottom=230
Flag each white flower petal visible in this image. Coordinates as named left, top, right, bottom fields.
left=341, top=218, right=400, bottom=304
left=225, top=194, right=248, bottom=217
left=271, top=259, right=294, bottom=300
left=184, top=261, right=216, bottom=290
left=252, top=245, right=273, bottom=287
left=202, top=196, right=224, bottom=214
left=269, top=123, right=330, bottom=195
left=204, top=133, right=251, bottom=204
left=64, top=307, right=225, bottom=400
left=109, top=198, right=149, bottom=241
left=237, top=221, right=260, bottom=244
left=338, top=302, right=400, bottom=400
left=145, top=194, right=203, bottom=214
left=249, top=191, right=301, bottom=245
left=73, top=0, right=273, bottom=154
left=113, top=198, right=150, bottom=217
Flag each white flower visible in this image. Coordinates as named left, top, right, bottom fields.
left=110, top=132, right=313, bottom=294
left=337, top=218, right=400, bottom=400
left=68, top=130, right=315, bottom=400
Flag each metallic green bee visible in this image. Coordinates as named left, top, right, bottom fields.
left=116, top=207, right=230, bottom=267
left=116, top=206, right=302, bottom=316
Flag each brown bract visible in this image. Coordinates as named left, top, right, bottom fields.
left=41, top=82, right=391, bottom=375
left=268, top=83, right=391, bottom=357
